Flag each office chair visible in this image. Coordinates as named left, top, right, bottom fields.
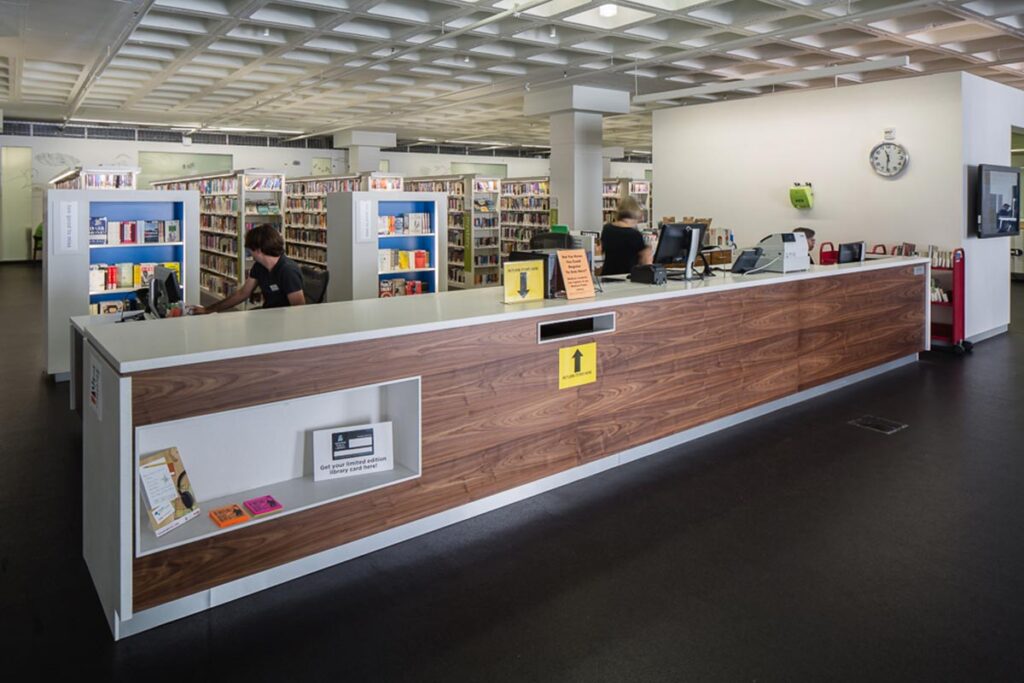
left=300, top=265, right=330, bottom=304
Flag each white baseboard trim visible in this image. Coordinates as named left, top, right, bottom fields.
left=967, top=325, right=1008, bottom=344
left=117, top=353, right=919, bottom=639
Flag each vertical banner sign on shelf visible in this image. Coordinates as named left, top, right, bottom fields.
left=357, top=200, right=373, bottom=243
left=463, top=212, right=473, bottom=274
left=55, top=201, right=78, bottom=254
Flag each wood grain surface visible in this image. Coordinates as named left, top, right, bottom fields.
left=131, top=266, right=925, bottom=611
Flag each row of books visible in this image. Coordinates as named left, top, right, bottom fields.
left=244, top=176, right=283, bottom=191
left=378, top=213, right=432, bottom=235
left=474, top=236, right=499, bottom=247
left=502, top=227, right=542, bottom=242
left=285, top=197, right=328, bottom=211
left=449, top=268, right=499, bottom=286
left=201, top=196, right=239, bottom=214
left=286, top=227, right=326, bottom=245
left=89, top=261, right=180, bottom=292
left=502, top=181, right=549, bottom=195
left=928, top=246, right=956, bottom=269
left=287, top=178, right=358, bottom=195
left=379, top=278, right=425, bottom=297
left=286, top=244, right=327, bottom=265
left=475, top=179, right=500, bottom=193
left=930, top=280, right=950, bottom=302
left=201, top=234, right=237, bottom=255
left=474, top=216, right=500, bottom=228
left=89, top=218, right=180, bottom=245
left=410, top=180, right=465, bottom=195
left=201, top=251, right=236, bottom=275
left=201, top=214, right=238, bottom=232
left=501, top=197, right=549, bottom=210
left=366, top=176, right=403, bottom=191
left=76, top=172, right=133, bottom=190
left=286, top=214, right=327, bottom=229
left=90, top=300, right=129, bottom=314
left=473, top=254, right=500, bottom=267
left=473, top=198, right=496, bottom=213
left=447, top=248, right=464, bottom=264
left=245, top=201, right=280, bottom=215
left=447, top=197, right=463, bottom=211
left=380, top=249, right=430, bottom=272
left=201, top=271, right=236, bottom=295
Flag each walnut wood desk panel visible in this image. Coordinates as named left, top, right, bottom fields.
left=81, top=258, right=929, bottom=638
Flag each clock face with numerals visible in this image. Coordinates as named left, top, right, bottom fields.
left=869, top=142, right=909, bottom=177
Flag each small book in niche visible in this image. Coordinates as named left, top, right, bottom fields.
left=138, top=447, right=200, bottom=537
left=243, top=495, right=283, bottom=517
left=209, top=504, right=250, bottom=528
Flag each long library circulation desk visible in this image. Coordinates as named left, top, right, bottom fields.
left=80, top=256, right=930, bottom=638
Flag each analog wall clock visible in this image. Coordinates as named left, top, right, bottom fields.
left=869, top=142, right=909, bottom=178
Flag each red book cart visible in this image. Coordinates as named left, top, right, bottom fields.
left=930, top=247, right=972, bottom=355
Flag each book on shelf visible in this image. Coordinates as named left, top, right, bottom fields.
left=379, top=249, right=429, bottom=272
left=120, top=220, right=137, bottom=244
left=89, top=217, right=108, bottom=245
left=377, top=213, right=431, bottom=235
left=138, top=447, right=200, bottom=537
left=99, top=300, right=124, bottom=314
left=165, top=219, right=181, bottom=242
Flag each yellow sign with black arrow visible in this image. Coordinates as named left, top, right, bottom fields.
left=558, top=342, right=597, bottom=389
left=503, top=260, right=544, bottom=304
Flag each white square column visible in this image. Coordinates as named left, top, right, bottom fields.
left=525, top=85, right=630, bottom=233
left=550, top=111, right=604, bottom=231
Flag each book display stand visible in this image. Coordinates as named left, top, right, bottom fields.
left=284, top=174, right=361, bottom=269
left=44, top=189, right=199, bottom=378
left=325, top=191, right=448, bottom=301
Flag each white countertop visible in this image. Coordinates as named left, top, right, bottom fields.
left=85, top=256, right=929, bottom=374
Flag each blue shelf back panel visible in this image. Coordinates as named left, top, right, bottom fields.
left=90, top=201, right=184, bottom=222
left=90, top=245, right=182, bottom=265
left=377, top=200, right=437, bottom=231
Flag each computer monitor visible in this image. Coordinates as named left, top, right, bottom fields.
left=837, top=241, right=865, bottom=264
left=530, top=231, right=573, bottom=250
left=653, top=223, right=706, bottom=279
left=148, top=265, right=182, bottom=318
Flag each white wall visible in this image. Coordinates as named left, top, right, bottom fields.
left=960, top=73, right=1020, bottom=340
left=653, top=71, right=1012, bottom=339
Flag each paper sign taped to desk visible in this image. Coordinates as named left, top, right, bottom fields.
left=559, top=342, right=597, bottom=389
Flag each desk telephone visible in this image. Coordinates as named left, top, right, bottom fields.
left=731, top=247, right=763, bottom=274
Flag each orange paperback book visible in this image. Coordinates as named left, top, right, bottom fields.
left=209, top=504, right=250, bottom=528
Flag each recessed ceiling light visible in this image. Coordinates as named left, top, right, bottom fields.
left=463, top=55, right=470, bottom=63
left=549, top=25, right=557, bottom=38
left=263, top=27, right=270, bottom=37
left=599, top=4, right=618, bottom=18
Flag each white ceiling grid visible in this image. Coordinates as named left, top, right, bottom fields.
left=3, top=0, right=1024, bottom=148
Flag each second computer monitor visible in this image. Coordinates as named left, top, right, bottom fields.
left=653, top=223, right=706, bottom=266
left=837, top=241, right=865, bottom=264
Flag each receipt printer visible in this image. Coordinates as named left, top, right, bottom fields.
left=756, top=233, right=811, bottom=273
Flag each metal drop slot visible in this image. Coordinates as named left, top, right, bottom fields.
left=537, top=312, right=616, bottom=344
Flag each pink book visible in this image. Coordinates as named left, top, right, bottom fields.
left=243, top=495, right=283, bottom=516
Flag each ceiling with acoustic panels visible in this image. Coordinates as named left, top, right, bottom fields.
left=3, top=0, right=1024, bottom=150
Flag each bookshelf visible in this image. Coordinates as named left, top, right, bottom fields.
left=629, top=180, right=652, bottom=229
left=152, top=170, right=285, bottom=305
left=325, top=191, right=448, bottom=301
left=284, top=174, right=360, bottom=269
left=44, top=189, right=199, bottom=377
left=602, top=178, right=629, bottom=225
left=405, top=175, right=501, bottom=289
left=500, top=176, right=552, bottom=259
left=49, top=166, right=140, bottom=191
left=360, top=172, right=404, bottom=191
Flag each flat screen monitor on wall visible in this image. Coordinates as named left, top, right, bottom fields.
left=977, top=164, right=1021, bottom=238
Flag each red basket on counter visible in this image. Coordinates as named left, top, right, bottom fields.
left=819, top=242, right=838, bottom=265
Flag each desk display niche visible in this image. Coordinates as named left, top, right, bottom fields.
left=43, top=189, right=199, bottom=378
left=326, top=191, right=448, bottom=301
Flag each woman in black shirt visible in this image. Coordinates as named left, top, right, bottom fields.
left=600, top=195, right=653, bottom=275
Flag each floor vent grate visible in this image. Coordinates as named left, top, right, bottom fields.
left=849, top=416, right=908, bottom=435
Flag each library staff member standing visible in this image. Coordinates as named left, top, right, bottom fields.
left=600, top=196, right=653, bottom=275
left=196, top=225, right=305, bottom=313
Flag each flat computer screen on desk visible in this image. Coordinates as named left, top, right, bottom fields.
left=653, top=223, right=706, bottom=266
left=837, top=242, right=865, bottom=264
left=148, top=266, right=182, bottom=318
